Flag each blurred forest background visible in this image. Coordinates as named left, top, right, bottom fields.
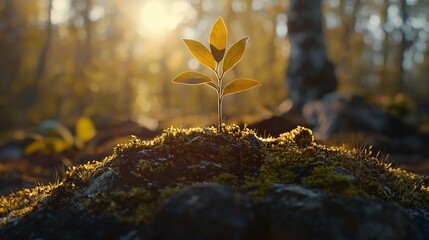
left=1, top=0, right=429, bottom=133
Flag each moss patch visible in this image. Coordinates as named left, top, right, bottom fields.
left=303, top=166, right=363, bottom=195
left=1, top=125, right=428, bottom=226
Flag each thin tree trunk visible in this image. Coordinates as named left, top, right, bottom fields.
left=381, top=0, right=390, bottom=94
left=83, top=0, right=93, bottom=65
left=4, top=0, right=22, bottom=90
left=398, top=0, right=408, bottom=92
left=75, top=0, right=93, bottom=116
left=33, top=0, right=54, bottom=88
left=340, top=0, right=361, bottom=50
left=123, top=35, right=138, bottom=117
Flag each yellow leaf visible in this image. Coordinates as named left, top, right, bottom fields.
left=223, top=78, right=260, bottom=96
left=24, top=140, right=47, bottom=155
left=46, top=138, right=69, bottom=153
left=24, top=138, right=69, bottom=155
left=75, top=117, right=97, bottom=144
left=210, top=17, right=227, bottom=62
left=222, top=38, right=248, bottom=73
left=55, top=126, right=74, bottom=146
left=172, top=71, right=213, bottom=85
left=182, top=39, right=217, bottom=71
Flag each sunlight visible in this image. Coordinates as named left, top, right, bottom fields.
left=138, top=0, right=183, bottom=36
left=51, top=0, right=69, bottom=24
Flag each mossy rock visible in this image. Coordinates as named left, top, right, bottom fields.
left=1, top=125, right=428, bottom=239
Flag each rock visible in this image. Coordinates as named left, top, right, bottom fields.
left=85, top=168, right=117, bottom=194
left=262, top=184, right=424, bottom=240
left=150, top=183, right=260, bottom=240
left=243, top=134, right=263, bottom=151
left=3, top=183, right=427, bottom=240
left=408, top=208, right=429, bottom=237
left=0, top=208, right=142, bottom=240
left=148, top=183, right=429, bottom=240
left=303, top=93, right=429, bottom=164
left=1, top=126, right=428, bottom=239
left=303, top=93, right=417, bottom=139
left=0, top=144, right=23, bottom=159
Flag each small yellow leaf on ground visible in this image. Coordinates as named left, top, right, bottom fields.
left=76, top=117, right=97, bottom=143
left=24, top=138, right=69, bottom=155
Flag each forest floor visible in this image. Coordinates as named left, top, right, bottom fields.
left=0, top=115, right=428, bottom=196
left=0, top=124, right=428, bottom=239
left=0, top=120, right=162, bottom=195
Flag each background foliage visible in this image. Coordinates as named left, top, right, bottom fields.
left=0, top=0, right=428, bottom=132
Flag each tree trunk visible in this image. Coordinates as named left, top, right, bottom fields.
left=75, top=0, right=93, bottom=116
left=123, top=35, right=137, bottom=117
left=33, top=0, right=54, bottom=88
left=381, top=0, right=390, bottom=94
left=3, top=0, right=22, bottom=90
left=286, top=0, right=337, bottom=112
left=398, top=0, right=408, bottom=92
left=82, top=0, right=93, bottom=65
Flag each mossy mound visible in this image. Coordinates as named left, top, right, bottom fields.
left=1, top=125, right=428, bottom=227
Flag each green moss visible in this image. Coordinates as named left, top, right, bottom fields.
left=0, top=184, right=56, bottom=225
left=241, top=176, right=275, bottom=201
left=1, top=125, right=428, bottom=227
left=82, top=187, right=158, bottom=224
left=209, top=173, right=240, bottom=187
left=289, top=126, right=315, bottom=148
left=304, top=166, right=363, bottom=195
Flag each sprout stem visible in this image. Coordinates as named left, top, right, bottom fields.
left=215, top=63, right=223, bottom=132
left=218, top=95, right=223, bottom=132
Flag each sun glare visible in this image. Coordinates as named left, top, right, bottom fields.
left=138, top=0, right=184, bottom=36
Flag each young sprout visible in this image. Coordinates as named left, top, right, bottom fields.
left=172, top=17, right=260, bottom=131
